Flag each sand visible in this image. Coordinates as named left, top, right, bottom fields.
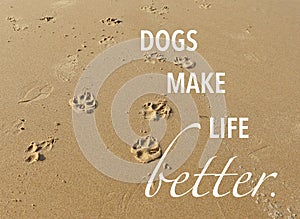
left=0, top=0, right=299, bottom=218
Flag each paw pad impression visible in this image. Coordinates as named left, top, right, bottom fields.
left=141, top=99, right=171, bottom=121
left=69, top=90, right=98, bottom=113
left=173, top=56, right=195, bottom=69
left=131, top=135, right=162, bottom=163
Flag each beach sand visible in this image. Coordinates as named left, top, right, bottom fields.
left=0, top=0, right=299, bottom=218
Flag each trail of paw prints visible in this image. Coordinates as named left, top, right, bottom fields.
left=24, top=136, right=58, bottom=164
left=253, top=189, right=298, bottom=218
left=18, top=82, right=53, bottom=104
left=100, top=17, right=122, bottom=26
left=98, top=17, right=121, bottom=49
left=235, top=165, right=299, bottom=219
left=6, top=16, right=29, bottom=31
left=55, top=54, right=80, bottom=82
left=130, top=99, right=173, bottom=163
left=143, top=52, right=195, bottom=69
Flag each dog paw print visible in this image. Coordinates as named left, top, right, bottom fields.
left=141, top=99, right=171, bottom=121
left=173, top=56, right=195, bottom=69
left=144, top=51, right=166, bottom=63
left=69, top=90, right=98, bottom=113
left=100, top=17, right=122, bottom=26
left=131, top=135, right=162, bottom=163
left=98, top=35, right=115, bottom=47
left=39, top=16, right=54, bottom=22
left=141, top=5, right=169, bottom=15
left=24, top=136, right=57, bottom=164
left=6, top=15, right=28, bottom=31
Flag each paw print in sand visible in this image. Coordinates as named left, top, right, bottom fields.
left=144, top=51, right=166, bottom=63
left=69, top=90, right=98, bottom=113
left=173, top=56, right=195, bottom=69
left=131, top=100, right=171, bottom=162
left=98, top=35, right=116, bottom=47
left=100, top=17, right=122, bottom=26
left=24, top=136, right=57, bottom=164
left=141, top=99, right=171, bottom=121
left=131, top=135, right=162, bottom=163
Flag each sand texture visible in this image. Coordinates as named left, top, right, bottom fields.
left=0, top=0, right=299, bottom=218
